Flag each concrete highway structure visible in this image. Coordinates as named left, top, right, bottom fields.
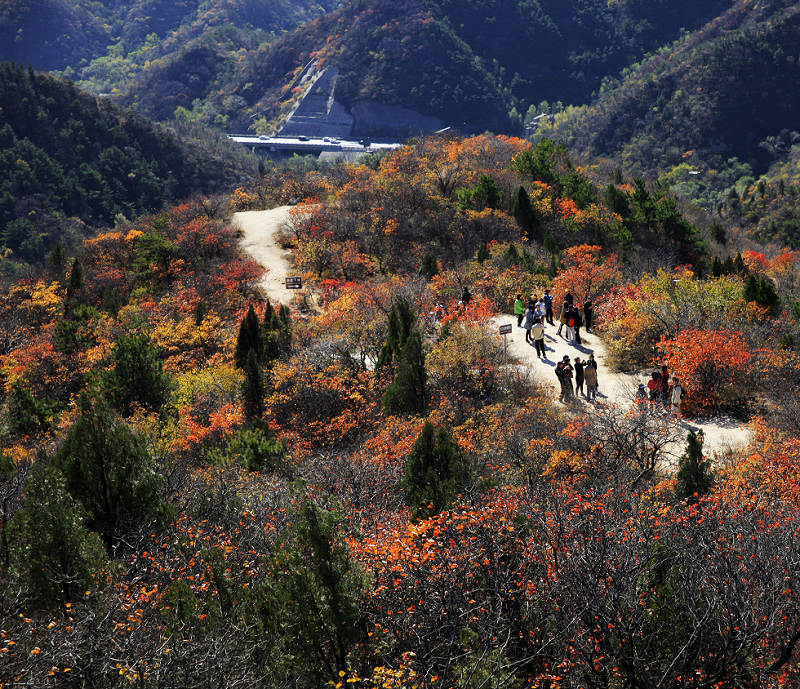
left=227, top=134, right=402, bottom=158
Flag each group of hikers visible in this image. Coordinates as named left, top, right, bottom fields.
left=514, top=290, right=593, bottom=356
left=638, top=365, right=685, bottom=415
left=512, top=289, right=686, bottom=414
left=554, top=353, right=599, bottom=402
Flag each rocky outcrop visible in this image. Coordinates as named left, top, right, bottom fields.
left=278, top=65, right=445, bottom=140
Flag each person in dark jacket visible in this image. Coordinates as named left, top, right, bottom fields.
left=574, top=357, right=585, bottom=397
left=573, top=308, right=583, bottom=345
left=660, top=365, right=671, bottom=406
left=543, top=289, right=554, bottom=325
left=556, top=356, right=574, bottom=402
left=583, top=297, right=594, bottom=332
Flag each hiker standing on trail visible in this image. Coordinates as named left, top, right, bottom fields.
left=583, top=297, right=594, bottom=333
left=532, top=317, right=546, bottom=357
left=671, top=377, right=685, bottom=415
left=660, top=365, right=671, bottom=406
left=535, top=297, right=547, bottom=323
left=514, top=294, right=525, bottom=327
left=565, top=291, right=574, bottom=306
left=574, top=357, right=585, bottom=397
left=587, top=353, right=598, bottom=389
left=647, top=371, right=661, bottom=407
left=565, top=305, right=577, bottom=343
left=543, top=289, right=554, bottom=325
left=573, top=307, right=583, bottom=345
left=584, top=360, right=598, bottom=401
left=524, top=303, right=536, bottom=343
left=556, top=356, right=574, bottom=402
left=557, top=300, right=568, bottom=336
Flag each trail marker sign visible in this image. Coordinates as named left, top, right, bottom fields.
left=285, top=276, right=303, bottom=289
left=498, top=323, right=513, bottom=364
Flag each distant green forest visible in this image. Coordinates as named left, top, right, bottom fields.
left=0, top=0, right=342, bottom=74
left=0, top=63, right=256, bottom=264
left=1, top=0, right=734, bottom=132
left=544, top=0, right=800, bottom=243
left=178, top=0, right=735, bottom=132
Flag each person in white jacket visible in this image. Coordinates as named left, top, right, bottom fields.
left=671, top=378, right=684, bottom=415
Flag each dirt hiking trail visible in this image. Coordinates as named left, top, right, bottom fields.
left=232, top=205, right=752, bottom=462
left=491, top=315, right=752, bottom=461
left=232, top=207, right=294, bottom=304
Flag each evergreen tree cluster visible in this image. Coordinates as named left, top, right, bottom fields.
left=378, top=298, right=427, bottom=416
left=234, top=301, right=292, bottom=425
left=0, top=63, right=248, bottom=263
left=674, top=430, right=714, bottom=505
left=5, top=394, right=166, bottom=608
left=402, top=421, right=470, bottom=520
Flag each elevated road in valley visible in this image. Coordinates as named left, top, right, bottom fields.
left=227, top=134, right=402, bottom=157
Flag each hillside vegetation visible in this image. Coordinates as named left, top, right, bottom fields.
left=4, top=135, right=800, bottom=687
left=0, top=0, right=341, bottom=75
left=0, top=63, right=257, bottom=264
left=3, top=0, right=735, bottom=131
left=191, top=0, right=733, bottom=132
left=544, top=0, right=800, bottom=233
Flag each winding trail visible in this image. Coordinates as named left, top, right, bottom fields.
left=491, top=315, right=752, bottom=461
left=231, top=204, right=752, bottom=461
left=232, top=206, right=295, bottom=304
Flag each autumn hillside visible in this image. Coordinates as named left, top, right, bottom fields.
left=544, top=0, right=800, bottom=238
left=176, top=0, right=733, bottom=132
left=0, top=63, right=257, bottom=264
left=3, top=135, right=800, bottom=686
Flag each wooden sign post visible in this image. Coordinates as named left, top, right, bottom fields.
left=498, top=323, right=512, bottom=364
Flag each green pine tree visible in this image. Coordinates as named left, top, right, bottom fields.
left=5, top=381, right=55, bottom=435
left=52, top=395, right=165, bottom=549
left=242, top=349, right=264, bottom=424
left=419, top=252, right=439, bottom=278
left=8, top=463, right=107, bottom=608
left=401, top=422, right=470, bottom=519
left=103, top=333, right=171, bottom=415
left=46, top=241, right=66, bottom=279
left=235, top=305, right=262, bottom=369
left=512, top=186, right=539, bottom=240
left=674, top=430, right=714, bottom=505
left=383, top=330, right=427, bottom=416
left=377, top=298, right=416, bottom=369
left=263, top=300, right=277, bottom=330
left=64, top=258, right=85, bottom=315
left=476, top=242, right=490, bottom=263
left=277, top=501, right=366, bottom=685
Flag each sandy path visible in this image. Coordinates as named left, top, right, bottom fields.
left=232, top=207, right=295, bottom=304
left=491, top=315, right=752, bottom=460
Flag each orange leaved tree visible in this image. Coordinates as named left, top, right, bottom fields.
left=552, top=244, right=622, bottom=310
left=657, top=329, right=752, bottom=415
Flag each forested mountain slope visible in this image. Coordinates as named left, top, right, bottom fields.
left=0, top=0, right=341, bottom=90
left=4, top=134, right=800, bottom=688
left=544, top=0, right=800, bottom=224
left=3, top=0, right=735, bottom=130
left=182, top=0, right=734, bottom=132
left=0, top=63, right=256, bottom=264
